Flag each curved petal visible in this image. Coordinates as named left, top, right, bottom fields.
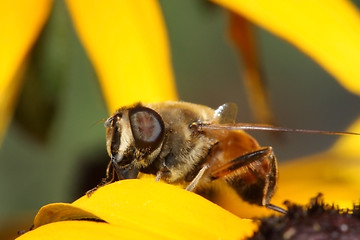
left=219, top=118, right=360, bottom=217
left=72, top=179, right=256, bottom=239
left=331, top=117, right=360, bottom=156
left=33, top=203, right=101, bottom=228
left=228, top=13, right=275, bottom=125
left=22, top=180, right=257, bottom=239
left=66, top=0, right=178, bottom=113
left=16, top=221, right=165, bottom=240
left=213, top=0, right=360, bottom=95
left=0, top=0, right=52, bottom=142
left=271, top=117, right=360, bottom=210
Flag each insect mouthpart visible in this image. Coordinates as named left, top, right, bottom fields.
left=110, top=153, right=140, bottom=180
left=112, top=152, right=124, bottom=164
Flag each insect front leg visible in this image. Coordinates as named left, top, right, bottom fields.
left=86, top=161, right=115, bottom=196
left=155, top=162, right=173, bottom=182
left=87, top=158, right=140, bottom=197
left=185, top=163, right=210, bottom=192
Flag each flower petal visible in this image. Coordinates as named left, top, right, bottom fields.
left=0, top=0, right=52, bottom=142
left=27, top=179, right=257, bottom=239
left=272, top=117, right=360, bottom=209
left=17, top=221, right=165, bottom=240
left=331, top=117, right=360, bottom=156
left=73, top=179, right=256, bottom=239
left=66, top=0, right=178, bottom=113
left=213, top=0, right=360, bottom=95
left=228, top=12, right=275, bottom=125
left=220, top=118, right=360, bottom=217
left=33, top=203, right=101, bottom=228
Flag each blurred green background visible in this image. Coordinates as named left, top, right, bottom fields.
left=1, top=0, right=360, bottom=237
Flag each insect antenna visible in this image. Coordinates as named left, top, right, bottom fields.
left=89, top=118, right=107, bottom=128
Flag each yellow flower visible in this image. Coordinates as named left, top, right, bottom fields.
left=66, top=0, right=178, bottom=113
left=214, top=0, right=360, bottom=96
left=0, top=0, right=53, bottom=142
left=1, top=0, right=360, bottom=239
left=0, top=0, right=177, bottom=142
left=17, top=180, right=257, bottom=240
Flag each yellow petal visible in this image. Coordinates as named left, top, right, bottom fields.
left=331, top=117, right=360, bottom=156
left=228, top=12, right=275, bottom=125
left=24, top=179, right=256, bottom=240
left=17, top=221, right=166, bottom=240
left=0, top=0, right=52, bottom=142
left=66, top=0, right=178, bottom=113
left=272, top=117, right=360, bottom=209
left=33, top=203, right=101, bottom=228
left=73, top=179, right=256, bottom=239
left=213, top=0, right=360, bottom=95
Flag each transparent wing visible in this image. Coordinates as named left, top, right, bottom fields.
left=199, top=122, right=360, bottom=136
left=213, top=102, right=238, bottom=124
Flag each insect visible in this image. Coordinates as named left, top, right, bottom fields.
left=98, top=101, right=358, bottom=214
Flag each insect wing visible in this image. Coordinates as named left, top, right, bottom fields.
left=199, top=123, right=360, bottom=136
left=213, top=102, right=238, bottom=124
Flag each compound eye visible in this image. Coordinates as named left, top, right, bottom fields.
left=129, top=106, right=165, bottom=149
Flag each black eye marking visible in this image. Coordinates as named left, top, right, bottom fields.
left=106, top=113, right=123, bottom=157
left=129, top=106, right=165, bottom=149
left=110, top=125, right=121, bottom=157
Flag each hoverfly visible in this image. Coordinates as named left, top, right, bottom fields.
left=96, top=101, right=359, bottom=214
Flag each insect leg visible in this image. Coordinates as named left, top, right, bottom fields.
left=185, top=163, right=210, bottom=192
left=210, top=147, right=287, bottom=214
left=210, top=147, right=272, bottom=180
left=86, top=161, right=117, bottom=196
left=155, top=163, right=172, bottom=181
left=105, top=160, right=115, bottom=182
left=111, top=156, right=124, bottom=180
left=155, top=171, right=163, bottom=181
left=266, top=203, right=287, bottom=214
